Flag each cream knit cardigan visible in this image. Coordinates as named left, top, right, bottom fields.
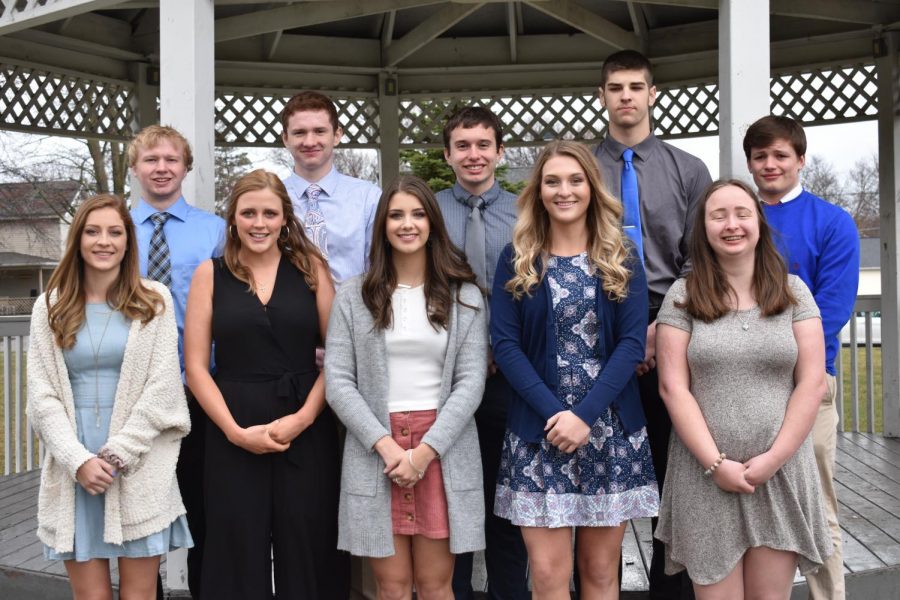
left=26, top=280, right=191, bottom=553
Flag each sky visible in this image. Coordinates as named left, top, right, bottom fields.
left=0, top=119, right=880, bottom=190
left=667, top=120, right=879, bottom=181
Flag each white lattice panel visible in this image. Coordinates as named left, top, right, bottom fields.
left=215, top=91, right=380, bottom=147
left=0, top=62, right=134, bottom=139
left=772, top=64, right=878, bottom=124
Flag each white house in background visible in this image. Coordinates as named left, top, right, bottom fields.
left=0, top=181, right=81, bottom=313
left=858, top=236, right=881, bottom=296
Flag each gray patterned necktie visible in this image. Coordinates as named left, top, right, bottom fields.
left=304, top=184, right=329, bottom=259
left=147, top=212, right=172, bottom=287
left=465, top=195, right=487, bottom=288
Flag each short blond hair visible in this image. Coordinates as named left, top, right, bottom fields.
left=127, top=125, right=193, bottom=171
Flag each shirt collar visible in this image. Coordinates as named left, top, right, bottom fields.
left=288, top=166, right=339, bottom=198
left=601, top=132, right=659, bottom=162
left=451, top=180, right=502, bottom=208
left=133, top=197, right=189, bottom=223
left=777, top=183, right=804, bottom=204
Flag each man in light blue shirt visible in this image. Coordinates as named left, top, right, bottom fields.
left=129, top=125, right=225, bottom=599
left=280, top=91, right=380, bottom=284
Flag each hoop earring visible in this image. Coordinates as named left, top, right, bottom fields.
left=279, top=225, right=289, bottom=242
left=228, top=224, right=236, bottom=238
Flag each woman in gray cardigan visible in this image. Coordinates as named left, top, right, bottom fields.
left=325, top=175, right=487, bottom=599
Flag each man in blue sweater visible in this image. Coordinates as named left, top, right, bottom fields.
left=744, top=115, right=859, bottom=600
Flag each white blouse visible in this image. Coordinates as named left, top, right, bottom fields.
left=385, top=284, right=449, bottom=413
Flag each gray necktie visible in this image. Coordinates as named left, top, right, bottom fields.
left=465, top=195, right=487, bottom=288
left=304, top=184, right=329, bottom=259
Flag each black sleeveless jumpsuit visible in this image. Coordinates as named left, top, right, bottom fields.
left=201, top=256, right=349, bottom=599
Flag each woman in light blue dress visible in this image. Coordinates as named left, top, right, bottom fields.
left=28, top=194, right=191, bottom=600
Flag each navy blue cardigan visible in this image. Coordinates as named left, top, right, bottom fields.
left=490, top=244, right=649, bottom=443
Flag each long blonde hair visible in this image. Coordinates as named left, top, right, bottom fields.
left=223, top=169, right=326, bottom=291
left=45, top=194, right=164, bottom=349
left=506, top=140, right=632, bottom=300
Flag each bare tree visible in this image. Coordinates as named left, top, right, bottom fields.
left=214, top=147, right=254, bottom=216
left=844, top=154, right=880, bottom=237
left=803, top=155, right=844, bottom=205
left=267, top=147, right=378, bottom=183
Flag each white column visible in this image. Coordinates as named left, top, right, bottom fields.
left=158, top=1, right=214, bottom=591
left=378, top=72, right=400, bottom=188
left=718, top=0, right=770, bottom=180
left=877, top=32, right=900, bottom=437
left=159, top=0, right=215, bottom=213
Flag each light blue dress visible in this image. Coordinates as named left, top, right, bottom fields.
left=44, top=303, right=193, bottom=562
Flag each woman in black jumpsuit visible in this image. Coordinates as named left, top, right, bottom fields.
left=185, top=169, right=348, bottom=599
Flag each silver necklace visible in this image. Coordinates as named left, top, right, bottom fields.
left=734, top=302, right=751, bottom=331
left=85, top=306, right=114, bottom=427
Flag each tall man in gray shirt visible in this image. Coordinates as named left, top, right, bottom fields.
left=437, top=107, right=529, bottom=600
left=593, top=50, right=711, bottom=599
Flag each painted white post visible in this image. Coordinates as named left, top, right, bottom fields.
left=877, top=32, right=900, bottom=437
left=158, top=0, right=214, bottom=591
left=378, top=72, right=400, bottom=188
left=127, top=62, right=160, bottom=206
left=159, top=0, right=216, bottom=214
left=718, top=0, right=770, bottom=180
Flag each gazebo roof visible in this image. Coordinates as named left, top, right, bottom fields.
left=0, top=1, right=892, bottom=91
left=0, top=1, right=890, bottom=150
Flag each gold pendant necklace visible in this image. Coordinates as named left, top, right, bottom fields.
left=85, top=306, right=114, bottom=428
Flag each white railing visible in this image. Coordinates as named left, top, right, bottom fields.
left=0, top=315, right=39, bottom=475
left=837, top=295, right=882, bottom=433
left=0, top=296, right=890, bottom=474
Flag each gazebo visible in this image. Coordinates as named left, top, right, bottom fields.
left=0, top=1, right=898, bottom=596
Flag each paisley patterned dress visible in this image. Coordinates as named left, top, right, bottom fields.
left=494, top=253, right=659, bottom=527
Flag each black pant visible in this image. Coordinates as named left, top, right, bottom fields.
left=176, top=388, right=207, bottom=599
left=201, top=405, right=348, bottom=600
left=452, top=372, right=530, bottom=600
left=639, top=324, right=695, bottom=600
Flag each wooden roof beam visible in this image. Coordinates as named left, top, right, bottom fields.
left=215, top=0, right=444, bottom=43
left=0, top=0, right=123, bottom=36
left=524, top=0, right=639, bottom=50
left=383, top=2, right=484, bottom=67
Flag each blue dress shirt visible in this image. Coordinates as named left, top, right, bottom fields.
left=132, top=197, right=225, bottom=373
left=282, top=167, right=381, bottom=284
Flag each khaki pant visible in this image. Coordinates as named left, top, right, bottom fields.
left=806, top=374, right=845, bottom=600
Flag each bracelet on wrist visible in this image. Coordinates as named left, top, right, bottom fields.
left=703, top=452, right=726, bottom=477
left=407, top=449, right=426, bottom=480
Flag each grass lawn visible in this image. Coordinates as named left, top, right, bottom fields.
left=839, top=346, right=884, bottom=433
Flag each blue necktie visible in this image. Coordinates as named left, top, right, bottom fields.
left=621, top=148, right=644, bottom=265
left=148, top=212, right=172, bottom=287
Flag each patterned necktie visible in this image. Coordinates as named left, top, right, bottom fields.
left=304, top=184, right=329, bottom=259
left=465, top=195, right=488, bottom=289
left=148, top=212, right=172, bottom=287
left=621, top=148, right=644, bottom=265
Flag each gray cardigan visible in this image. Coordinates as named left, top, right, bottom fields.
left=325, top=276, right=488, bottom=557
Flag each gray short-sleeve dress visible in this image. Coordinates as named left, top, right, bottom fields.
left=654, top=276, right=833, bottom=585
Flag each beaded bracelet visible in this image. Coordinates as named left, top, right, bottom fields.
left=407, top=449, right=425, bottom=480
left=703, top=452, right=727, bottom=477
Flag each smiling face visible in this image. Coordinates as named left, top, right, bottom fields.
left=444, top=124, right=504, bottom=196
left=704, top=184, right=761, bottom=261
left=385, top=191, right=430, bottom=258
left=540, top=155, right=591, bottom=228
left=131, top=139, right=188, bottom=207
left=233, top=188, right=287, bottom=256
left=599, top=68, right=656, bottom=133
left=747, top=138, right=805, bottom=205
left=281, top=109, right=342, bottom=182
left=80, top=206, right=127, bottom=277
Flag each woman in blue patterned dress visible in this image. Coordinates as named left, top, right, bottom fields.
left=490, top=140, right=659, bottom=598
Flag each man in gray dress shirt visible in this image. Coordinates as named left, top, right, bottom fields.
left=436, top=106, right=528, bottom=600
left=593, top=50, right=711, bottom=599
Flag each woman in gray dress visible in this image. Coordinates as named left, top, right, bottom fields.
left=655, top=179, right=832, bottom=598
